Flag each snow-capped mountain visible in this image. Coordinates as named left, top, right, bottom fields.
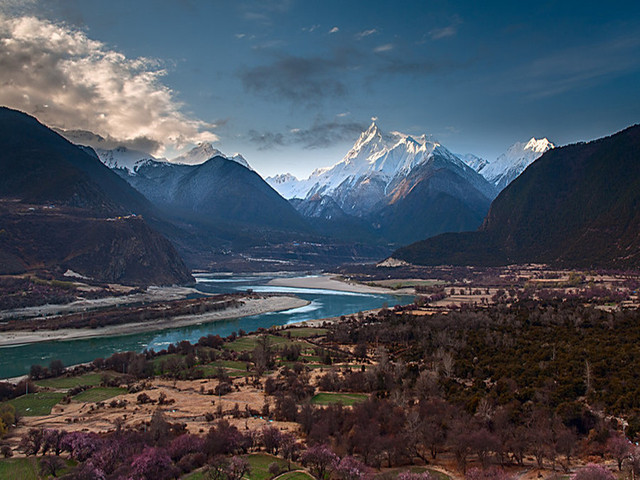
left=87, top=141, right=252, bottom=175
left=94, top=146, right=160, bottom=172
left=268, top=122, right=497, bottom=243
left=269, top=122, right=496, bottom=216
left=481, top=137, right=554, bottom=191
left=172, top=142, right=252, bottom=170
left=458, top=153, right=489, bottom=173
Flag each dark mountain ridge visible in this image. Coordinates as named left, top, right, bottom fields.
left=0, top=107, right=193, bottom=285
left=394, top=124, right=640, bottom=269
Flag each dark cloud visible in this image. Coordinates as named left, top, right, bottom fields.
left=247, top=130, right=286, bottom=150
left=54, top=128, right=162, bottom=153
left=247, top=120, right=367, bottom=150
left=240, top=55, right=348, bottom=104
left=376, top=57, right=460, bottom=76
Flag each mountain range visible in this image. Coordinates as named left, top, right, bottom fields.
left=267, top=123, right=553, bottom=244
left=0, top=107, right=193, bottom=285
left=393, top=124, right=640, bottom=269
left=5, top=104, right=636, bottom=281
left=82, top=121, right=556, bottom=248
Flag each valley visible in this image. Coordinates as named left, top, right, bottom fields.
left=0, top=3, right=638, bottom=480
left=1, top=267, right=639, bottom=480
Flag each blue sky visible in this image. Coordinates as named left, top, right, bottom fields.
left=1, top=0, right=639, bottom=177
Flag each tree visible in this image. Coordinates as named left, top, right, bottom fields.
left=42, top=429, right=65, bottom=456
left=130, top=447, right=175, bottom=480
left=253, top=334, right=275, bottom=375
left=29, top=364, right=46, bottom=380
left=149, top=409, right=170, bottom=445
left=40, top=455, right=66, bottom=477
left=465, top=467, right=512, bottom=480
left=261, top=426, right=283, bottom=454
left=226, top=456, right=250, bottom=480
left=49, top=359, right=65, bottom=377
left=300, top=444, right=339, bottom=480
left=335, top=456, right=370, bottom=480
left=169, top=434, right=205, bottom=461
left=61, top=431, right=101, bottom=462
left=467, top=429, right=500, bottom=468
left=606, top=433, right=631, bottom=471
left=572, top=464, right=615, bottom=480
left=280, top=433, right=298, bottom=471
left=20, top=428, right=43, bottom=456
left=556, top=428, right=578, bottom=471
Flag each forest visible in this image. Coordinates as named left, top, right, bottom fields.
left=1, top=297, right=640, bottom=480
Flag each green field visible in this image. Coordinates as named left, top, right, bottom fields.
left=225, top=335, right=293, bottom=352
left=281, top=327, right=328, bottom=338
left=371, top=279, right=445, bottom=289
left=182, top=453, right=299, bottom=480
left=244, top=453, right=297, bottom=480
left=280, top=362, right=326, bottom=370
left=5, top=392, right=66, bottom=416
left=277, top=471, right=315, bottom=480
left=35, top=372, right=104, bottom=389
left=310, top=393, right=368, bottom=406
left=379, top=467, right=451, bottom=480
left=72, top=387, right=126, bottom=403
left=0, top=457, right=39, bottom=479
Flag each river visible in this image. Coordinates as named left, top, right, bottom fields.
left=0, top=273, right=411, bottom=379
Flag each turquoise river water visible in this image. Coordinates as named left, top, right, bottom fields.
left=0, top=273, right=412, bottom=378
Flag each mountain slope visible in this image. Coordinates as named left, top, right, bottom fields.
left=117, top=156, right=311, bottom=234
left=269, top=122, right=497, bottom=245
left=0, top=107, right=153, bottom=216
left=394, top=124, right=640, bottom=269
left=170, top=142, right=252, bottom=170
left=481, top=137, right=554, bottom=191
left=0, top=107, right=193, bottom=285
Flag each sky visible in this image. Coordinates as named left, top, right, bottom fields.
left=0, top=0, right=639, bottom=178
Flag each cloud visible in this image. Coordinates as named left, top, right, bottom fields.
left=356, top=29, right=377, bottom=39
left=376, top=57, right=459, bottom=76
left=247, top=119, right=368, bottom=150
left=429, top=16, right=462, bottom=40
left=240, top=54, right=348, bottom=104
left=247, top=129, right=286, bottom=150
left=373, top=43, right=394, bottom=53
left=52, top=128, right=162, bottom=154
left=511, top=33, right=640, bottom=98
left=240, top=0, right=293, bottom=24
left=429, top=25, right=458, bottom=39
left=0, top=14, right=217, bottom=155
left=328, top=26, right=339, bottom=34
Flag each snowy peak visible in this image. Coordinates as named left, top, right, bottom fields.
left=94, top=146, right=160, bottom=173
left=525, top=137, right=554, bottom=153
left=171, top=142, right=225, bottom=165
left=265, top=173, right=310, bottom=199
left=267, top=173, right=298, bottom=184
left=171, top=142, right=252, bottom=170
left=481, top=137, right=555, bottom=191
left=458, top=153, right=489, bottom=173
left=268, top=121, right=496, bottom=219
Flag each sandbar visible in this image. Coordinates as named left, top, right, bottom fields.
left=0, top=295, right=309, bottom=347
left=0, top=286, right=205, bottom=321
left=267, top=274, right=412, bottom=294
